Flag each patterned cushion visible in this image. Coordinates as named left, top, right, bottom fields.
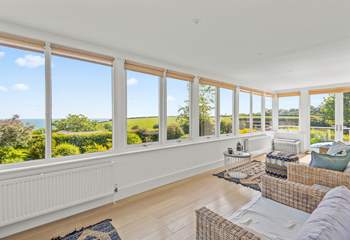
left=327, top=141, right=350, bottom=156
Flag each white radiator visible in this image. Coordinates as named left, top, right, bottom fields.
left=0, top=162, right=113, bottom=227
left=273, top=138, right=301, bottom=154
left=246, top=135, right=272, bottom=154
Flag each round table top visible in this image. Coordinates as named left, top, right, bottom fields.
left=223, top=151, right=251, bottom=158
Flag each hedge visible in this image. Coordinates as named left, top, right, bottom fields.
left=53, top=131, right=112, bottom=152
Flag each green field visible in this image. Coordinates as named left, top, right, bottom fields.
left=127, top=116, right=233, bottom=130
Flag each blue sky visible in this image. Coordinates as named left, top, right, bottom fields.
left=1, top=44, right=297, bottom=120
left=279, top=96, right=299, bottom=110
left=0, top=45, right=112, bottom=119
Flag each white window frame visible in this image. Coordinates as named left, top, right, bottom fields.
left=198, top=82, right=217, bottom=139
left=1, top=33, right=278, bottom=171
left=47, top=44, right=115, bottom=160
left=263, top=94, right=274, bottom=132
left=277, top=95, right=300, bottom=132
left=0, top=42, right=116, bottom=169
left=164, top=76, right=193, bottom=143
left=124, top=69, right=162, bottom=149
left=218, top=87, right=234, bottom=137
left=252, top=93, right=263, bottom=133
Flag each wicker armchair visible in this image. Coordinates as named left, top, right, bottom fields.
left=196, top=175, right=326, bottom=240
left=287, top=162, right=350, bottom=189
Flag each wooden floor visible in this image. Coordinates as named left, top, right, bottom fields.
left=7, top=154, right=307, bottom=240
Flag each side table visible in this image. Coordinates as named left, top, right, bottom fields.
left=223, top=151, right=251, bottom=179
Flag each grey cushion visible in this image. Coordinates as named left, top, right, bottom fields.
left=310, top=151, right=350, bottom=172
left=296, top=186, right=350, bottom=240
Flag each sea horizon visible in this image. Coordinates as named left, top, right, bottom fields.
left=0, top=118, right=111, bottom=129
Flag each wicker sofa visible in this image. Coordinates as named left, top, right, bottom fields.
left=196, top=163, right=350, bottom=240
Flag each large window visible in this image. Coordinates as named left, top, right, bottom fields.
left=166, top=77, right=191, bottom=140
left=265, top=95, right=272, bottom=131
left=310, top=93, right=335, bottom=144
left=127, top=70, right=160, bottom=144
left=278, top=95, right=299, bottom=131
left=220, top=88, right=233, bottom=135
left=0, top=45, right=45, bottom=164
left=51, top=55, right=112, bottom=157
left=252, top=94, right=262, bottom=132
left=199, top=84, right=216, bottom=136
left=0, top=32, right=279, bottom=167
left=239, top=91, right=251, bottom=134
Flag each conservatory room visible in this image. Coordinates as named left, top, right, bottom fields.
left=1, top=1, right=350, bottom=240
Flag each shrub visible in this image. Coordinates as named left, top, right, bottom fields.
left=167, top=123, right=184, bottom=140
left=134, top=128, right=158, bottom=143
left=153, top=124, right=159, bottom=129
left=28, top=134, right=45, bottom=159
left=131, top=125, right=139, bottom=130
left=53, top=132, right=112, bottom=153
left=199, top=118, right=215, bottom=135
left=53, top=143, right=80, bottom=157
left=220, top=120, right=232, bottom=134
left=0, top=147, right=26, bottom=164
left=127, top=132, right=142, bottom=144
left=83, top=143, right=107, bottom=153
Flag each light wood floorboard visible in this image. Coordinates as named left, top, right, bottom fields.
left=6, top=154, right=308, bottom=240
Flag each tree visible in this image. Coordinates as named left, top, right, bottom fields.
left=177, top=84, right=216, bottom=135
left=53, top=114, right=97, bottom=132
left=0, top=115, right=33, bottom=148
left=167, top=123, right=184, bottom=140
left=319, top=95, right=336, bottom=126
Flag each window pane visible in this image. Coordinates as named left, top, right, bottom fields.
left=52, top=55, right=112, bottom=157
left=127, top=70, right=159, bottom=144
left=220, top=88, right=233, bottom=134
left=0, top=45, right=45, bottom=164
left=252, top=94, right=262, bottom=132
left=265, top=96, right=272, bottom=131
left=166, top=78, right=190, bottom=140
left=199, top=84, right=216, bottom=136
left=278, top=96, right=299, bottom=131
left=344, top=93, right=350, bottom=142
left=239, top=91, right=251, bottom=134
left=310, top=94, right=335, bottom=144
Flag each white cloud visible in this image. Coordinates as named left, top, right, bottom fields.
left=15, top=55, right=44, bottom=68
left=167, top=95, right=176, bottom=102
left=0, top=51, right=5, bottom=59
left=0, top=86, right=8, bottom=92
left=12, top=83, right=29, bottom=91
left=127, top=78, right=138, bottom=86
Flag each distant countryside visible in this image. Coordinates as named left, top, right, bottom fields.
left=2, top=90, right=345, bottom=165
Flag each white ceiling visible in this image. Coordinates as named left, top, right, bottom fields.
left=1, top=0, right=350, bottom=90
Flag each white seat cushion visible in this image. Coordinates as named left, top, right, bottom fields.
left=229, top=193, right=310, bottom=240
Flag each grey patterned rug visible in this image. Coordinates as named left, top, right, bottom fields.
left=52, top=219, right=121, bottom=240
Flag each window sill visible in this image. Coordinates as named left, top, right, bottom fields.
left=0, top=133, right=268, bottom=175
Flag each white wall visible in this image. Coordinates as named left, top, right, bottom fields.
left=0, top=136, right=272, bottom=238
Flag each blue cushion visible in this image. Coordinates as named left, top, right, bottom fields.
left=310, top=151, right=350, bottom=172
